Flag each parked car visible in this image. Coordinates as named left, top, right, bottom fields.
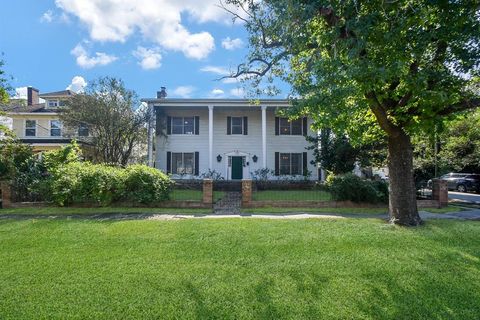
left=428, top=173, right=480, bottom=193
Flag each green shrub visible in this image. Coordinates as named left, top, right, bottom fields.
left=50, top=162, right=173, bottom=206
left=326, top=173, right=389, bottom=203
left=50, top=162, right=124, bottom=206
left=123, top=164, right=173, bottom=203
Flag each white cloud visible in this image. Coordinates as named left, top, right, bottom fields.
left=133, top=46, right=162, bottom=70
left=210, top=88, right=225, bottom=98
left=66, top=76, right=87, bottom=93
left=221, top=37, right=243, bottom=50
left=71, top=43, right=117, bottom=69
left=200, top=65, right=230, bottom=76
left=172, top=86, right=196, bottom=98
left=229, top=88, right=245, bottom=98
left=40, top=10, right=54, bottom=23
left=54, top=0, right=242, bottom=59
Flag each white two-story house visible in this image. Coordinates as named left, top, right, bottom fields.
left=143, top=91, right=320, bottom=181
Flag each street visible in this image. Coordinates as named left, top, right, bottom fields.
left=448, top=191, right=480, bottom=204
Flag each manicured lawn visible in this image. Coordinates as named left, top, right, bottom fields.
left=0, top=218, right=479, bottom=319
left=243, top=205, right=464, bottom=215
left=0, top=207, right=212, bottom=216
left=253, top=190, right=332, bottom=201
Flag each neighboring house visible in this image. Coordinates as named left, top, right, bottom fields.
left=143, top=92, right=320, bottom=180
left=1, top=87, right=89, bottom=152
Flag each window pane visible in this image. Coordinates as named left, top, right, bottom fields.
left=48, top=100, right=58, bottom=107
left=172, top=117, right=183, bottom=134
left=51, top=120, right=61, bottom=129
left=78, top=123, right=89, bottom=136
left=231, top=117, right=243, bottom=134
left=25, top=120, right=36, bottom=136
left=26, top=120, right=36, bottom=128
left=51, top=129, right=61, bottom=137
left=291, top=119, right=302, bottom=135
left=183, top=117, right=194, bottom=135
left=280, top=153, right=291, bottom=175
left=291, top=153, right=302, bottom=175
left=183, top=153, right=194, bottom=174
left=279, top=118, right=290, bottom=135
left=172, top=153, right=182, bottom=174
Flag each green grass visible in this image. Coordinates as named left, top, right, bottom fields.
left=171, top=190, right=225, bottom=202
left=0, top=218, right=479, bottom=319
left=253, top=190, right=332, bottom=201
left=242, top=206, right=388, bottom=215
left=0, top=207, right=212, bottom=216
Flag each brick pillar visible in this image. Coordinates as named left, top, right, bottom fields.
left=242, top=179, right=252, bottom=207
left=432, top=179, right=448, bottom=208
left=202, top=179, right=213, bottom=205
left=1, top=181, right=12, bottom=209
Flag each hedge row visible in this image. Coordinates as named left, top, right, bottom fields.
left=326, top=173, right=389, bottom=204
left=50, top=163, right=173, bottom=206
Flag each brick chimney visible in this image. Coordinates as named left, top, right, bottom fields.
left=27, top=87, right=39, bottom=106
left=156, top=86, right=167, bottom=99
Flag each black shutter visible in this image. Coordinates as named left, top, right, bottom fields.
left=167, top=116, right=172, bottom=135
left=194, top=116, right=200, bottom=135
left=194, top=152, right=199, bottom=176
left=302, top=117, right=308, bottom=136
left=243, top=116, right=248, bottom=135
left=227, top=116, right=231, bottom=135
left=275, top=117, right=279, bottom=135
left=166, top=151, right=171, bottom=173
left=275, top=152, right=280, bottom=176
left=303, top=152, right=308, bottom=175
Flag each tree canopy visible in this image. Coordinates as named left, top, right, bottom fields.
left=61, top=77, right=149, bottom=166
left=225, top=0, right=480, bottom=225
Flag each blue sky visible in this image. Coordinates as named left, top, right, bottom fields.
left=0, top=0, right=289, bottom=100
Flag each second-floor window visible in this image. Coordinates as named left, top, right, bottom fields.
left=168, top=116, right=199, bottom=135
left=279, top=118, right=302, bottom=135
left=78, top=123, right=89, bottom=137
left=227, top=116, right=248, bottom=135
left=25, top=120, right=36, bottom=137
left=50, top=120, right=62, bottom=137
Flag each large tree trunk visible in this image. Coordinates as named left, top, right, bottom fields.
left=387, top=131, right=422, bottom=226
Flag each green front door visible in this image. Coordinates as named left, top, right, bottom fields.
left=231, top=156, right=243, bottom=180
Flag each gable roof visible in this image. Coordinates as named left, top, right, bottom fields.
left=1, top=103, right=60, bottom=114
left=38, top=90, right=74, bottom=98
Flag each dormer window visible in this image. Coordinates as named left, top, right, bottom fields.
left=48, top=100, right=59, bottom=108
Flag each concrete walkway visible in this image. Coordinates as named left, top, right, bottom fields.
left=2, top=209, right=479, bottom=221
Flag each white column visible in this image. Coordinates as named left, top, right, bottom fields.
left=261, top=105, right=267, bottom=168
left=208, top=105, right=214, bottom=170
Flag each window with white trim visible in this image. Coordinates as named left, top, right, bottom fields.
left=50, top=120, right=62, bottom=137
left=230, top=117, right=243, bottom=135
left=279, top=118, right=302, bottom=135
left=280, top=153, right=302, bottom=175
left=25, top=120, right=36, bottom=137
left=172, top=152, right=194, bottom=174
left=172, top=117, right=195, bottom=135
left=48, top=100, right=59, bottom=108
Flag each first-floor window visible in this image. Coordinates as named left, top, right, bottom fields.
left=78, top=122, right=89, bottom=137
left=50, top=120, right=62, bottom=137
left=25, top=120, right=36, bottom=136
left=280, top=153, right=302, bottom=175
left=172, top=152, right=194, bottom=174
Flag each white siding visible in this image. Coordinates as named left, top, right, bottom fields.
left=155, top=107, right=319, bottom=180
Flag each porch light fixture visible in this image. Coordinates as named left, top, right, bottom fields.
left=252, top=155, right=258, bottom=163
left=217, top=154, right=222, bottom=162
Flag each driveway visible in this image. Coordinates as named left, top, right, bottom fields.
left=448, top=191, right=480, bottom=204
